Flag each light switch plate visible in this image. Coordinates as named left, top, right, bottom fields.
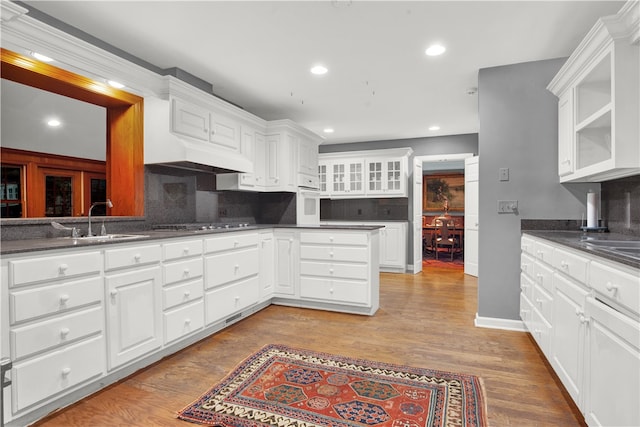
left=498, top=200, right=518, bottom=213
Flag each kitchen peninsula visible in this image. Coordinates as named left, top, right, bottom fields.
left=0, top=223, right=381, bottom=426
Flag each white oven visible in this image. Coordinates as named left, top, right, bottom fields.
left=296, top=187, right=320, bottom=225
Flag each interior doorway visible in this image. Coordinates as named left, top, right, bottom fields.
left=413, top=153, right=476, bottom=275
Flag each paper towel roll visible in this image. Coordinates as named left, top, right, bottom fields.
left=587, top=192, right=598, bottom=228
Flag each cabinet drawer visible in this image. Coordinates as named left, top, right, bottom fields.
left=300, top=232, right=368, bottom=246
left=163, top=300, right=204, bottom=344
left=532, top=261, right=554, bottom=294
left=299, top=174, right=319, bottom=188
left=300, top=261, right=368, bottom=280
left=10, top=276, right=103, bottom=324
left=204, top=276, right=259, bottom=325
left=589, top=260, right=640, bottom=316
left=300, top=245, right=368, bottom=262
left=12, top=335, right=104, bottom=412
left=520, top=293, right=533, bottom=327
left=300, top=277, right=368, bottom=305
left=520, top=272, right=535, bottom=302
left=163, top=279, right=204, bottom=310
left=163, top=258, right=203, bottom=285
left=163, top=239, right=203, bottom=261
left=204, top=232, right=259, bottom=253
left=104, top=244, right=161, bottom=271
left=521, top=235, right=536, bottom=256
left=530, top=308, right=552, bottom=355
left=553, top=247, right=588, bottom=284
left=9, top=251, right=101, bottom=287
left=11, top=306, right=103, bottom=360
left=533, top=284, right=553, bottom=324
left=534, top=240, right=554, bottom=265
left=520, top=253, right=535, bottom=277
left=204, top=247, right=259, bottom=289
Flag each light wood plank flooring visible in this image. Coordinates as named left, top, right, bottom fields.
left=33, top=265, right=584, bottom=426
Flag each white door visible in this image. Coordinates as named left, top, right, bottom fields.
left=464, top=156, right=479, bottom=277
left=412, top=158, right=422, bottom=274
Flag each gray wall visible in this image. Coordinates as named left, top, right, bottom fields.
left=477, top=58, right=596, bottom=321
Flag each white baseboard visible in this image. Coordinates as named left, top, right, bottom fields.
left=474, top=313, right=527, bottom=332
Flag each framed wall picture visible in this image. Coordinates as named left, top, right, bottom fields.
left=423, top=173, right=464, bottom=212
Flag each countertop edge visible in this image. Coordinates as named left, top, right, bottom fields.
left=0, top=224, right=384, bottom=255
left=522, top=230, right=640, bottom=269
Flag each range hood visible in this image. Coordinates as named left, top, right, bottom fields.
left=144, top=96, right=253, bottom=174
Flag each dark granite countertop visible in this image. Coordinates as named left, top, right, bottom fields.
left=0, top=224, right=383, bottom=255
left=522, top=230, right=640, bottom=269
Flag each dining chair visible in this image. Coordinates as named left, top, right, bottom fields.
left=435, top=220, right=456, bottom=261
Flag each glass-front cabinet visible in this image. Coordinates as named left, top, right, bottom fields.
left=547, top=2, right=639, bottom=182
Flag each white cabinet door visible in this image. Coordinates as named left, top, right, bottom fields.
left=584, top=297, right=640, bottom=427
left=210, top=111, right=241, bottom=152
left=366, top=158, right=405, bottom=196
left=254, top=132, right=266, bottom=188
left=171, top=98, right=210, bottom=142
left=274, top=231, right=297, bottom=296
left=297, top=136, right=318, bottom=177
left=379, top=223, right=406, bottom=271
left=330, top=160, right=365, bottom=196
left=318, top=162, right=329, bottom=196
left=557, top=90, right=574, bottom=177
left=464, top=156, right=479, bottom=277
left=412, top=158, right=422, bottom=274
left=105, top=266, right=162, bottom=370
left=259, top=232, right=275, bottom=300
left=265, top=133, right=294, bottom=191
left=551, top=273, right=588, bottom=407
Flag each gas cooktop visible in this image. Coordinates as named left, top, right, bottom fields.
left=153, top=223, right=255, bottom=231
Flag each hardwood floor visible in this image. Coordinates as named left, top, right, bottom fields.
left=33, top=266, right=585, bottom=426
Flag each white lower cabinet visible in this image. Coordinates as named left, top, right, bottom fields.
left=1, top=226, right=381, bottom=426
left=583, top=296, right=640, bottom=427
left=203, top=232, right=260, bottom=325
left=521, top=233, right=640, bottom=426
left=4, top=249, right=106, bottom=417
left=105, top=266, right=163, bottom=370
left=274, top=230, right=298, bottom=296
left=259, top=231, right=275, bottom=300
left=298, top=230, right=378, bottom=314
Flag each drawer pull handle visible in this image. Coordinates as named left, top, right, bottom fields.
left=329, top=268, right=334, bottom=274
left=330, top=251, right=334, bottom=257
left=234, top=241, right=239, bottom=247
left=329, top=236, right=334, bottom=241
left=535, top=298, right=543, bottom=305
left=59, top=294, right=70, bottom=304
left=183, top=247, right=190, bottom=254
left=134, top=253, right=141, bottom=262
left=330, top=288, right=334, bottom=294
left=605, top=282, right=618, bottom=294
left=110, top=290, right=118, bottom=298
left=185, top=318, right=191, bottom=325
left=184, top=268, right=190, bottom=276
left=184, top=290, right=191, bottom=298
left=234, top=264, right=239, bottom=272
left=61, top=367, right=71, bottom=377
left=560, top=261, right=568, bottom=268
left=58, top=264, right=68, bottom=273
left=60, top=328, right=70, bottom=338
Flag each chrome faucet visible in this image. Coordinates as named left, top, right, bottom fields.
left=87, top=199, right=113, bottom=236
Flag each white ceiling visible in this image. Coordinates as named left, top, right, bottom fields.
left=23, top=1, right=625, bottom=145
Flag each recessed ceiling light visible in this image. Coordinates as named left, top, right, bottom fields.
left=425, top=44, right=446, bottom=56
left=323, top=128, right=334, bottom=134
left=47, top=119, right=61, bottom=127
left=429, top=125, right=440, bottom=131
left=32, top=52, right=53, bottom=62
left=107, top=80, right=125, bottom=89
left=311, top=65, right=328, bottom=75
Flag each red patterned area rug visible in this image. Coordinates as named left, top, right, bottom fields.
left=177, top=344, right=488, bottom=427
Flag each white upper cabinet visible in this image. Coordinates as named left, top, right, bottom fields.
left=548, top=1, right=639, bottom=182
left=319, top=148, right=412, bottom=198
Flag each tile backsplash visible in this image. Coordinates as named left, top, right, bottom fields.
left=601, top=174, right=640, bottom=236
left=320, top=198, right=409, bottom=221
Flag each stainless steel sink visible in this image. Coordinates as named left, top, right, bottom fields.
left=581, top=239, right=640, bottom=261
left=63, top=234, right=148, bottom=241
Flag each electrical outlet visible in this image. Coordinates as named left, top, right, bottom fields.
left=499, top=168, right=509, bottom=181
left=218, top=207, right=227, bottom=217
left=497, top=200, right=518, bottom=213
